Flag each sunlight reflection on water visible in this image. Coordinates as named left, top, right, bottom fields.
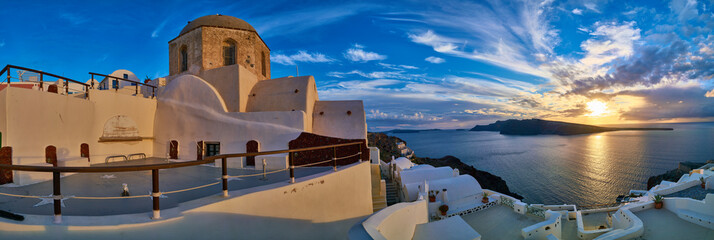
left=391, top=122, right=714, bottom=206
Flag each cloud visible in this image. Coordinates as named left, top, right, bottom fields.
left=707, top=89, right=714, bottom=98
left=425, top=56, right=445, bottom=64
left=584, top=3, right=601, bottom=13
left=343, top=45, right=387, bottom=62
left=579, top=21, right=641, bottom=67
left=670, top=0, right=699, bottom=22
left=271, top=51, right=334, bottom=65
left=59, top=13, right=88, bottom=25
left=253, top=3, right=378, bottom=38
left=151, top=19, right=169, bottom=38
left=619, top=86, right=714, bottom=120
left=378, top=63, right=418, bottom=70
left=327, top=70, right=423, bottom=80
left=572, top=8, right=583, bottom=15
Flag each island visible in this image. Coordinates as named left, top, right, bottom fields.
left=470, top=119, right=673, bottom=136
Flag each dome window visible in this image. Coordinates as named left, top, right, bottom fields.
left=223, top=40, right=236, bottom=66
left=180, top=45, right=188, bottom=72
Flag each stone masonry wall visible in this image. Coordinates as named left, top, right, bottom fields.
left=201, top=27, right=270, bottom=80
left=168, top=29, right=203, bottom=76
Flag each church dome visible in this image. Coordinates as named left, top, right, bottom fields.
left=179, top=14, right=256, bottom=35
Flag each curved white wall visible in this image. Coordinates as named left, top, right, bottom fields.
left=363, top=200, right=428, bottom=240
left=153, top=74, right=307, bottom=160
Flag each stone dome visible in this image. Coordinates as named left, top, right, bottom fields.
left=179, top=14, right=256, bottom=35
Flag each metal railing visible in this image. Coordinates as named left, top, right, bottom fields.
left=89, top=72, right=156, bottom=98
left=0, top=65, right=90, bottom=98
left=0, top=141, right=364, bottom=223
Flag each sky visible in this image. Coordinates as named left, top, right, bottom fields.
left=1, top=0, right=713, bottom=131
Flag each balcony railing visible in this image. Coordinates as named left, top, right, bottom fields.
left=0, top=141, right=364, bottom=223
left=89, top=72, right=156, bottom=98
left=0, top=64, right=90, bottom=98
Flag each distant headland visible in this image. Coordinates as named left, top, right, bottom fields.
left=470, top=119, right=673, bottom=136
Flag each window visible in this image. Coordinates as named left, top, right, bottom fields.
left=223, top=40, right=236, bottom=66
left=112, top=80, right=118, bottom=89
left=125, top=74, right=136, bottom=86
left=261, top=51, right=266, bottom=76
left=205, top=142, right=220, bottom=157
left=180, top=46, right=188, bottom=72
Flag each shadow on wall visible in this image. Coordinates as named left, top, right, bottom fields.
left=0, top=212, right=367, bottom=240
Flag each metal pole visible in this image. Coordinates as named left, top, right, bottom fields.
left=221, top=157, right=228, bottom=197
left=289, top=153, right=295, bottom=183
left=39, top=73, right=43, bottom=90
left=65, top=79, right=69, bottom=94
left=333, top=147, right=337, bottom=172
left=52, top=171, right=61, bottom=223
left=261, top=158, right=267, bottom=180
left=135, top=84, right=138, bottom=95
left=151, top=169, right=160, bottom=219
left=152, top=87, right=155, bottom=98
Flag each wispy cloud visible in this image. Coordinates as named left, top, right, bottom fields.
left=425, top=56, right=445, bottom=64
left=151, top=19, right=169, bottom=38
left=271, top=51, right=334, bottom=65
left=572, top=8, right=583, bottom=15
left=59, top=13, right=88, bottom=25
left=343, top=44, right=387, bottom=62
left=252, top=3, right=378, bottom=38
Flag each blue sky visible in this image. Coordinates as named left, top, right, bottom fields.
left=1, top=0, right=713, bottom=131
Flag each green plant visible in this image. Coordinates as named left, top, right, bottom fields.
left=483, top=192, right=490, bottom=198
left=653, top=195, right=664, bottom=203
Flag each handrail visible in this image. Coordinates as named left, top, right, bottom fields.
left=2, top=64, right=88, bottom=87
left=89, top=72, right=156, bottom=89
left=0, top=142, right=363, bottom=173
left=0, top=141, right=364, bottom=222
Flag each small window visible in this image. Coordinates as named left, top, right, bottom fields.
left=223, top=40, right=236, bottom=66
left=261, top=51, right=266, bottom=76
left=112, top=80, right=118, bottom=89
left=180, top=46, right=188, bottom=72
left=205, top=142, right=220, bottom=157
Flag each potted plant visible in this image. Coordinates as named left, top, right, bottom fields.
left=428, top=190, right=440, bottom=202
left=438, top=204, right=449, bottom=216
left=701, top=177, right=706, bottom=189
left=653, top=195, right=664, bottom=209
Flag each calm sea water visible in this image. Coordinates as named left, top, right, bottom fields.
left=390, top=122, right=714, bottom=206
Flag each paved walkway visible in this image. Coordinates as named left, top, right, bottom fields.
left=0, top=158, right=330, bottom=216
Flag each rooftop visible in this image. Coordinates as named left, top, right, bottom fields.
left=179, top=14, right=256, bottom=35
left=460, top=205, right=541, bottom=240
left=635, top=208, right=714, bottom=239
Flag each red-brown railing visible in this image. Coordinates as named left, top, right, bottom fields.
left=89, top=72, right=156, bottom=98
left=0, top=64, right=90, bottom=98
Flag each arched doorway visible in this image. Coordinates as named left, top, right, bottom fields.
left=169, top=140, right=179, bottom=159
left=81, top=143, right=89, bottom=162
left=246, top=140, right=260, bottom=166
left=45, top=145, right=57, bottom=167
left=0, top=147, right=12, bottom=184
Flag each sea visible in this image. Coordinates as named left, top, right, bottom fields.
left=389, top=122, right=714, bottom=206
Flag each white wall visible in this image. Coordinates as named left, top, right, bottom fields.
left=363, top=199, right=428, bottom=240
left=246, top=75, right=318, bottom=132
left=1, top=87, right=156, bottom=185
left=197, top=64, right=258, bottom=112
left=153, top=74, right=306, bottom=160
left=312, top=100, right=367, bottom=140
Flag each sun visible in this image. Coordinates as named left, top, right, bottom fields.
left=586, top=100, right=609, bottom=117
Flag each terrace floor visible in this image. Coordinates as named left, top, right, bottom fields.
left=665, top=186, right=714, bottom=200
left=635, top=209, right=714, bottom=240
left=0, top=158, right=331, bottom=216
left=460, top=205, right=541, bottom=240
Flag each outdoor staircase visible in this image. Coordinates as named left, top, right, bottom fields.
left=385, top=181, right=398, bottom=206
